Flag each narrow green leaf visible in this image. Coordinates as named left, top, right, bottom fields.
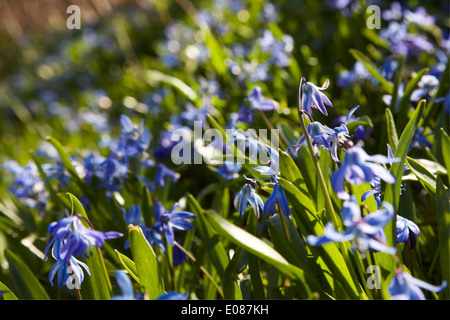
left=246, top=212, right=265, bottom=299
left=406, top=157, right=437, bottom=195
left=436, top=178, right=450, bottom=299
left=203, top=210, right=313, bottom=298
left=349, top=49, right=393, bottom=94
left=5, top=249, right=49, bottom=300
left=145, top=70, right=198, bottom=103
left=129, top=225, right=165, bottom=299
left=396, top=68, right=429, bottom=130
left=223, top=248, right=245, bottom=300
left=0, top=280, right=18, bottom=300
left=114, top=250, right=140, bottom=284
left=46, top=136, right=81, bottom=181
left=441, top=128, right=450, bottom=184
left=385, top=108, right=399, bottom=152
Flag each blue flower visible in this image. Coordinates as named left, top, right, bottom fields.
left=247, top=86, right=278, bottom=111
left=411, top=127, right=433, bottom=149
left=116, top=115, right=150, bottom=158
left=300, top=79, right=333, bottom=119
left=2, top=160, right=48, bottom=210
left=47, top=240, right=90, bottom=289
left=153, top=201, right=196, bottom=246
left=96, top=156, right=129, bottom=193
left=263, top=183, right=291, bottom=218
left=361, top=176, right=381, bottom=208
left=396, top=215, right=420, bottom=248
left=154, top=164, right=180, bottom=188
left=111, top=271, right=144, bottom=300
left=331, top=146, right=396, bottom=200
left=44, top=214, right=123, bottom=263
left=252, top=145, right=279, bottom=178
left=234, top=182, right=264, bottom=218
left=388, top=269, right=447, bottom=300
left=306, top=196, right=396, bottom=255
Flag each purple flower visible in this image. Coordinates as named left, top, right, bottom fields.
left=388, top=269, right=447, bottom=300
left=247, top=86, right=278, bottom=111
left=263, top=183, right=291, bottom=218
left=306, top=196, right=396, bottom=254
left=331, top=146, right=396, bottom=200
left=252, top=145, right=279, bottom=178
left=300, top=79, right=333, bottom=119
left=396, top=215, right=420, bottom=248
left=154, top=164, right=180, bottom=188
left=153, top=201, right=196, bottom=246
left=234, top=182, right=264, bottom=218
left=47, top=239, right=90, bottom=289
left=44, top=214, right=123, bottom=263
left=116, top=115, right=150, bottom=159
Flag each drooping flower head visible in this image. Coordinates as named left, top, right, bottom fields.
left=388, top=269, right=447, bottom=300
left=47, top=239, right=90, bottom=289
left=396, top=215, right=420, bottom=249
left=262, top=182, right=291, bottom=218
left=44, top=214, right=123, bottom=263
left=299, top=78, right=333, bottom=120
left=307, top=196, right=396, bottom=255
left=234, top=181, right=264, bottom=218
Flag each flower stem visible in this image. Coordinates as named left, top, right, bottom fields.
left=277, top=204, right=291, bottom=242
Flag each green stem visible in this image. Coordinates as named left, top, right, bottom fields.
left=277, top=204, right=291, bottom=242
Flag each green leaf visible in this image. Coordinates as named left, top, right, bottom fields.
left=385, top=108, right=399, bottom=152
left=128, top=225, right=165, bottom=299
left=203, top=210, right=313, bottom=298
left=0, top=280, right=18, bottom=300
left=223, top=248, right=246, bottom=300
left=441, top=128, right=450, bottom=184
left=5, top=249, right=49, bottom=300
left=436, top=178, right=450, bottom=299
left=396, top=68, right=429, bottom=130
left=46, top=136, right=81, bottom=181
left=349, top=49, right=393, bottom=94
left=114, top=250, right=140, bottom=284
left=406, top=157, right=438, bottom=195
left=145, top=70, right=198, bottom=103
